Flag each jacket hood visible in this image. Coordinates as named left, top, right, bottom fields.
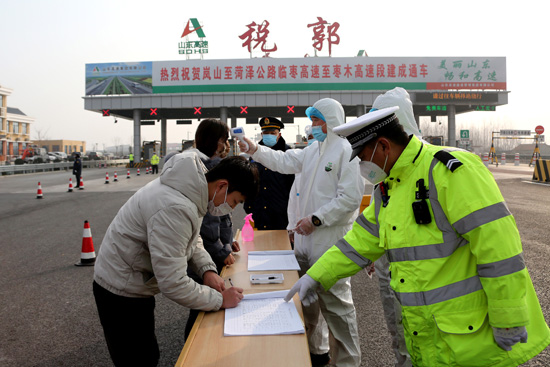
left=372, top=87, right=421, bottom=137
left=159, top=151, right=209, bottom=216
left=312, top=98, right=345, bottom=134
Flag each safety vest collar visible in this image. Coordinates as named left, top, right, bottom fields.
left=385, top=135, right=425, bottom=183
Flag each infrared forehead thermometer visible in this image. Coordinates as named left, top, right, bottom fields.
left=231, top=127, right=249, bottom=151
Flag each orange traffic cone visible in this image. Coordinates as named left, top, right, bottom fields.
left=37, top=182, right=44, bottom=199
left=68, top=178, right=74, bottom=192
left=126, top=169, right=131, bottom=179
left=79, top=176, right=85, bottom=190
left=75, top=220, right=96, bottom=266
left=113, top=171, right=118, bottom=182
left=137, top=168, right=140, bottom=176
left=105, top=172, right=110, bottom=184
left=146, top=166, right=149, bottom=174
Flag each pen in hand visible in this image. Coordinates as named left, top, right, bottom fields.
left=229, top=278, right=234, bottom=287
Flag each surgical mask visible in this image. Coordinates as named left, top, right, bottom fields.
left=262, top=134, right=277, bottom=147
left=207, top=187, right=233, bottom=216
left=359, top=141, right=388, bottom=184
left=312, top=125, right=327, bottom=142
left=307, top=139, right=316, bottom=146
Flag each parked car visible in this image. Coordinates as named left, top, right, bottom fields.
left=52, top=152, right=68, bottom=161
left=87, top=151, right=104, bottom=160
left=47, top=153, right=60, bottom=162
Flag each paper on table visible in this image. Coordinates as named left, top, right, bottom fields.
left=224, top=290, right=305, bottom=336
left=248, top=251, right=300, bottom=271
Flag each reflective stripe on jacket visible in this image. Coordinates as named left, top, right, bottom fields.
left=308, top=135, right=550, bottom=366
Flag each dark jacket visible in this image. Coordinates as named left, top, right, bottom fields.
left=244, top=136, right=294, bottom=230
left=72, top=158, right=82, bottom=175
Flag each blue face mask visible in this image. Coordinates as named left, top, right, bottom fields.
left=262, top=134, right=277, bottom=147
left=307, top=139, right=316, bottom=146
left=312, top=125, right=327, bottom=142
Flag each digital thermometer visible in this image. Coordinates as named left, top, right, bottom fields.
left=231, top=127, right=249, bottom=152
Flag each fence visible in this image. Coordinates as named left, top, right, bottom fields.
left=0, top=159, right=129, bottom=175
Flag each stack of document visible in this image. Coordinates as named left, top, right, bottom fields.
left=247, top=250, right=300, bottom=271
left=224, top=290, right=305, bottom=336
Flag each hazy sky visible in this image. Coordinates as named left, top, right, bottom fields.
left=1, top=0, right=548, bottom=149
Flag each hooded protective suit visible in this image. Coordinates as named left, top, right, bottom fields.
left=251, top=98, right=364, bottom=367
left=371, top=87, right=422, bottom=367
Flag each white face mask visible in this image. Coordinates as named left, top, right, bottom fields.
left=359, top=141, right=388, bottom=184
left=207, top=187, right=233, bottom=216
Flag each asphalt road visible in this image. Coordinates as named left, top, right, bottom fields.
left=0, top=163, right=549, bottom=367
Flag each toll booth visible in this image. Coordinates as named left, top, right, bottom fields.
left=423, top=136, right=444, bottom=146
left=181, top=139, right=194, bottom=152
left=142, top=140, right=161, bottom=162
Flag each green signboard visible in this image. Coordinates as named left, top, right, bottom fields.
left=460, top=130, right=469, bottom=139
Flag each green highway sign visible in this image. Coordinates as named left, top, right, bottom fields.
left=460, top=130, right=470, bottom=139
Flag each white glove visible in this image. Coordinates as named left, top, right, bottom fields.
left=492, top=326, right=528, bottom=351
left=294, top=215, right=315, bottom=236
left=237, top=136, right=257, bottom=155
left=284, top=274, right=320, bottom=307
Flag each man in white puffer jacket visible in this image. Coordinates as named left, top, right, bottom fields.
left=93, top=153, right=259, bottom=367
left=239, top=98, right=364, bottom=367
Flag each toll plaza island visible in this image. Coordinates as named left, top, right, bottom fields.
left=83, top=57, right=513, bottom=366
left=83, top=56, right=509, bottom=161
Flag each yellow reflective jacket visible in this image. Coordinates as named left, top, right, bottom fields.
left=308, top=136, right=550, bottom=366
left=151, top=154, right=160, bottom=165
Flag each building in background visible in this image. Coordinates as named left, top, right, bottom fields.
left=33, top=140, right=86, bottom=156
left=0, top=85, right=34, bottom=163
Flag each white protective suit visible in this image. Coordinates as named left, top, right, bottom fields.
left=252, top=98, right=364, bottom=367
left=286, top=125, right=331, bottom=357
left=371, top=87, right=422, bottom=367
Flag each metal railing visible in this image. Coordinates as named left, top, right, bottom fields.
left=0, top=159, right=129, bottom=175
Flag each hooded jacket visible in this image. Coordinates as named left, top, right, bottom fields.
left=94, top=151, right=223, bottom=311
left=251, top=98, right=364, bottom=264
left=186, top=148, right=233, bottom=275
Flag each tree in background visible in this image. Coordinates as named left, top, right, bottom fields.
left=419, top=115, right=523, bottom=153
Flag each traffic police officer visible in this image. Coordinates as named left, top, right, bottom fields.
left=150, top=152, right=160, bottom=174
left=244, top=117, right=294, bottom=230
left=129, top=152, right=134, bottom=168
left=286, top=107, right=550, bottom=366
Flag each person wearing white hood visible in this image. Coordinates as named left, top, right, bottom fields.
left=369, top=87, right=422, bottom=367
left=238, top=98, right=364, bottom=367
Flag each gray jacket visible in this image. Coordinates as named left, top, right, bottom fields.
left=94, top=151, right=223, bottom=311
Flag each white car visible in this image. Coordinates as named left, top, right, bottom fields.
left=52, top=152, right=68, bottom=161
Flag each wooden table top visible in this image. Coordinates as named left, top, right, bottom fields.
left=174, top=230, right=311, bottom=367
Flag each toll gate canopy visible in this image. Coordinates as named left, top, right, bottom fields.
left=83, top=56, right=508, bottom=160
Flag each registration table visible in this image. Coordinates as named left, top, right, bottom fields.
left=175, top=230, right=311, bottom=367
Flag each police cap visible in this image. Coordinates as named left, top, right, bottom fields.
left=259, top=117, right=284, bottom=132
left=333, top=106, right=399, bottom=161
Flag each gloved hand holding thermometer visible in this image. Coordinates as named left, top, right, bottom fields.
left=231, top=127, right=248, bottom=152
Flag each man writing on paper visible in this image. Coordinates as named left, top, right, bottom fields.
left=238, top=98, right=364, bottom=367
left=285, top=107, right=550, bottom=367
left=93, top=154, right=259, bottom=367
